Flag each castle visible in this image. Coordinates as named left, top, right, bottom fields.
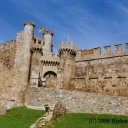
left=0, top=21, right=128, bottom=115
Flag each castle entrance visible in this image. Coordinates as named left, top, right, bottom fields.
left=43, top=71, right=57, bottom=88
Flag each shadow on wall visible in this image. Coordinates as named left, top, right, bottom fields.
left=43, top=71, right=57, bottom=88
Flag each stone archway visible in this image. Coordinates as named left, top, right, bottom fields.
left=43, top=71, right=57, bottom=88
left=44, top=71, right=57, bottom=78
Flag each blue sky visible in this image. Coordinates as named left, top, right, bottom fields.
left=0, top=0, right=128, bottom=53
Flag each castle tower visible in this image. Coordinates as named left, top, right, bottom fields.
left=58, top=37, right=77, bottom=89
left=40, top=28, right=53, bottom=56
left=30, top=38, right=44, bottom=87
left=14, top=21, right=35, bottom=105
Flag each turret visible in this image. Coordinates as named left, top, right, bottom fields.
left=23, top=21, right=35, bottom=81
left=40, top=28, right=53, bottom=56
left=30, top=37, right=44, bottom=87
left=24, top=21, right=35, bottom=38
left=14, top=21, right=35, bottom=105
left=58, top=37, right=77, bottom=89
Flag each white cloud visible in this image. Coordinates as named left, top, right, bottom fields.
left=8, top=0, right=128, bottom=49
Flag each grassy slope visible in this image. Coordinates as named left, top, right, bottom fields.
left=0, top=107, right=128, bottom=128
left=0, top=107, right=44, bottom=128
left=47, top=113, right=128, bottom=128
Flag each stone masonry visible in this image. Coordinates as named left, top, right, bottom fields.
left=26, top=87, right=128, bottom=115
left=0, top=21, right=128, bottom=115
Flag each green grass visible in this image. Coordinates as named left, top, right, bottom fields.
left=0, top=107, right=128, bottom=128
left=47, top=113, right=128, bottom=128
left=0, top=107, right=45, bottom=128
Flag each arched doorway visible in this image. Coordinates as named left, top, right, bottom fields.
left=44, top=71, right=57, bottom=78
left=43, top=71, right=57, bottom=88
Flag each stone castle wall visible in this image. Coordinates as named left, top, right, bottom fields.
left=0, top=22, right=35, bottom=112
left=0, top=40, right=16, bottom=70
left=75, top=43, right=128, bottom=61
left=0, top=22, right=128, bottom=116
left=71, top=44, right=128, bottom=96
left=0, top=41, right=17, bottom=113
left=14, top=22, right=35, bottom=106
left=26, top=87, right=128, bottom=115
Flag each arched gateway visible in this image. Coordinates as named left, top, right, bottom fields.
left=43, top=71, right=57, bottom=78
left=43, top=71, right=57, bottom=87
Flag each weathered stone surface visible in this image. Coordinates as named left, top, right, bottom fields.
left=26, top=87, right=128, bottom=115
left=52, top=102, right=66, bottom=120
left=0, top=21, right=128, bottom=115
left=72, top=56, right=128, bottom=96
left=0, top=100, right=6, bottom=115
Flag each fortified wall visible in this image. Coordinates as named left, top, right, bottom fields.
left=26, top=87, right=128, bottom=115
left=0, top=41, right=17, bottom=114
left=0, top=22, right=35, bottom=114
left=0, top=21, right=128, bottom=115
left=71, top=44, right=128, bottom=96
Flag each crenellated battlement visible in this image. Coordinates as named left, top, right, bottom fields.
left=30, top=47, right=43, bottom=55
left=0, top=40, right=16, bottom=51
left=41, top=55, right=60, bottom=65
left=41, top=60, right=60, bottom=67
left=1, top=21, right=128, bottom=116
left=30, top=37, right=44, bottom=55
left=59, top=41, right=77, bottom=51
left=24, top=21, right=35, bottom=27
left=76, top=43, right=128, bottom=61
left=58, top=37, right=77, bottom=57
left=39, top=28, right=53, bottom=36
left=32, top=37, right=44, bottom=46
